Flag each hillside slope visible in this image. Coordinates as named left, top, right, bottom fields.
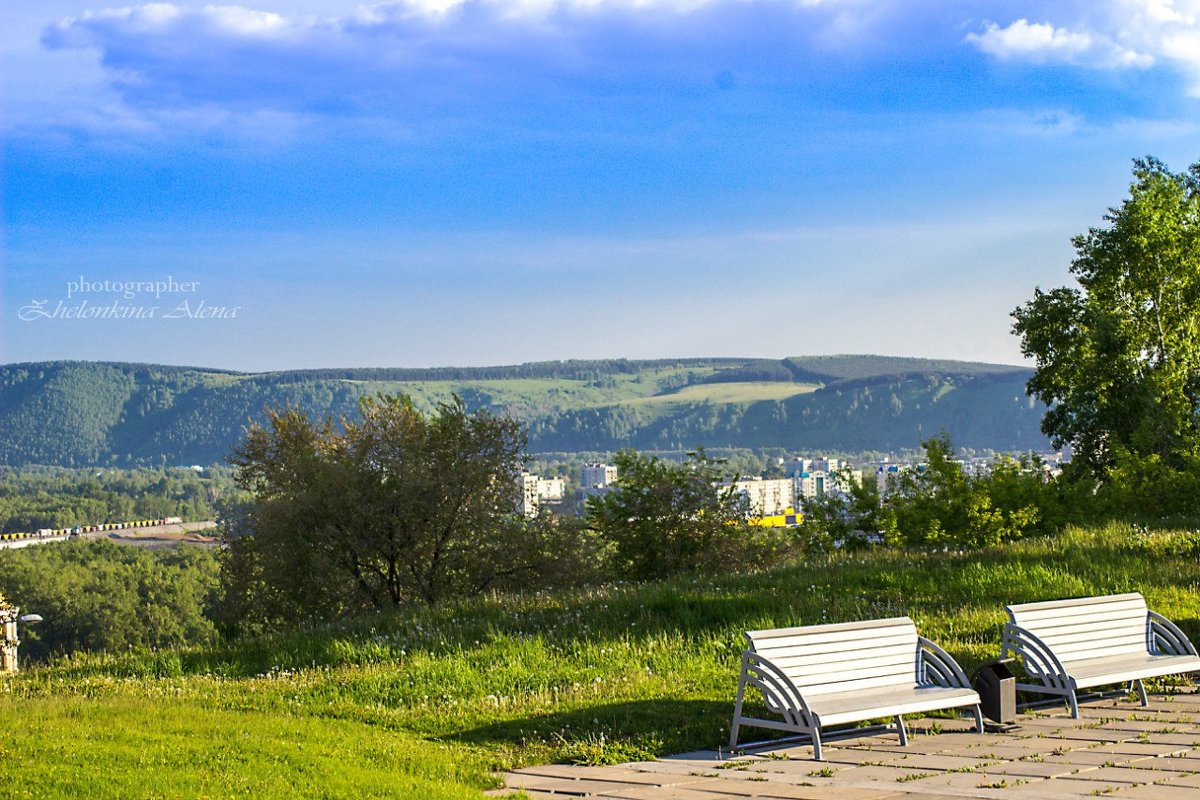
left=0, top=356, right=1048, bottom=466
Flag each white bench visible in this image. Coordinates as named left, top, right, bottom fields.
left=1001, top=592, right=1200, bottom=718
left=729, top=617, right=982, bottom=760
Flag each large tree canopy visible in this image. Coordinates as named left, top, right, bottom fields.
left=1013, top=157, right=1200, bottom=478
left=226, top=394, right=532, bottom=622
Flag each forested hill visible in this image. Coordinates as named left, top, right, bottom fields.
left=0, top=357, right=1048, bottom=466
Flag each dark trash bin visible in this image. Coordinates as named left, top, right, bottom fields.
left=972, top=659, right=1017, bottom=726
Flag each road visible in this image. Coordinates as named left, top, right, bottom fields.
left=0, top=521, right=219, bottom=550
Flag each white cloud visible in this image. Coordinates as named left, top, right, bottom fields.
left=965, top=19, right=1152, bottom=69
left=966, top=2, right=1200, bottom=95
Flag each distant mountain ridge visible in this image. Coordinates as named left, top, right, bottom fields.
left=0, top=356, right=1047, bottom=467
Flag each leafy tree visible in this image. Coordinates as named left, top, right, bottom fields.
left=1013, top=157, right=1200, bottom=480
left=225, top=394, right=537, bottom=624
left=797, top=468, right=883, bottom=551
left=881, top=435, right=1045, bottom=548
left=584, top=449, right=768, bottom=579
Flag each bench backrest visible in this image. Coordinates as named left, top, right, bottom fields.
left=744, top=617, right=921, bottom=696
left=1006, top=592, right=1149, bottom=663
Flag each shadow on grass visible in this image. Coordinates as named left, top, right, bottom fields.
left=449, top=698, right=734, bottom=762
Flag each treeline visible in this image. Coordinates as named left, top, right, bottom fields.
left=262, top=357, right=754, bottom=384
left=0, top=466, right=241, bottom=533
left=0, top=540, right=220, bottom=663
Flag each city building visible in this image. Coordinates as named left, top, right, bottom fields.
left=726, top=477, right=795, bottom=517
left=580, top=463, right=618, bottom=490
left=517, top=472, right=540, bottom=518
left=536, top=476, right=566, bottom=502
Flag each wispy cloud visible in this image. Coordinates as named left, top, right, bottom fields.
left=40, top=1, right=868, bottom=115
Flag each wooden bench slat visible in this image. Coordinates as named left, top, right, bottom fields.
left=1065, top=653, right=1200, bottom=687
left=746, top=617, right=914, bottom=639
left=753, top=631, right=918, bottom=660
left=809, top=686, right=980, bottom=726
left=766, top=648, right=916, bottom=673
left=747, top=621, right=915, bottom=648
left=1032, top=633, right=1142, bottom=657
left=1007, top=593, right=1144, bottom=614
left=1010, top=607, right=1147, bottom=631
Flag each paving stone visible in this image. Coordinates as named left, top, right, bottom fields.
left=1041, top=727, right=1136, bottom=744
left=951, top=741, right=1074, bottom=760
left=741, top=761, right=851, bottom=780
left=972, top=759, right=1081, bottom=779
left=822, top=765, right=939, bottom=783
left=602, top=785, right=747, bottom=800
left=1041, top=749, right=1155, bottom=767
left=1155, top=771, right=1200, bottom=787
left=1134, top=732, right=1200, bottom=746
left=863, top=753, right=997, bottom=772
left=1108, top=784, right=1200, bottom=799
left=1048, top=766, right=1155, bottom=785
left=817, top=750, right=909, bottom=767
left=507, top=773, right=664, bottom=795
left=894, top=770, right=1042, bottom=794
left=844, top=740, right=979, bottom=757
left=1135, top=753, right=1200, bottom=773
left=517, top=765, right=712, bottom=787
left=1084, top=741, right=1191, bottom=757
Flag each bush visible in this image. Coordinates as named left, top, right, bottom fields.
left=584, top=449, right=790, bottom=578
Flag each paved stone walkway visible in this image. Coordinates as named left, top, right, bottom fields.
left=497, top=690, right=1200, bottom=798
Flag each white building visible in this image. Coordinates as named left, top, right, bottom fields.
left=727, top=477, right=795, bottom=517
left=536, top=476, right=566, bottom=502
left=579, top=463, right=618, bottom=502
left=796, top=468, right=865, bottom=501
left=517, top=472, right=540, bottom=517
left=580, top=463, right=618, bottom=489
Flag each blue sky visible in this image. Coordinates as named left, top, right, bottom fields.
left=4, top=0, right=1200, bottom=371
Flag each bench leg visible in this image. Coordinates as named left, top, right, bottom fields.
left=1067, top=690, right=1079, bottom=719
left=811, top=728, right=823, bottom=761
left=895, top=715, right=908, bottom=747
left=1133, top=679, right=1148, bottom=706
left=972, top=704, right=983, bottom=733
left=728, top=675, right=747, bottom=751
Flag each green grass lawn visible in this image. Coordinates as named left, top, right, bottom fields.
left=3, top=522, right=1199, bottom=797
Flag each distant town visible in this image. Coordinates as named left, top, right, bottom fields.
left=518, top=451, right=1068, bottom=522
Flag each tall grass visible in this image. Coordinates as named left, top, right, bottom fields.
left=3, top=522, right=1199, bottom=797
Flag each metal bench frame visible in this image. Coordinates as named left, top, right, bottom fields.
left=1001, top=592, right=1200, bottom=718
left=729, top=617, right=982, bottom=760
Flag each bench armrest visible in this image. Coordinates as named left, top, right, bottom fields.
left=738, top=650, right=815, bottom=727
left=917, top=636, right=971, bottom=689
left=1149, top=610, right=1200, bottom=657
left=1002, top=622, right=1072, bottom=691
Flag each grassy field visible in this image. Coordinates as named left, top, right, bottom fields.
left=3, top=523, right=1198, bottom=798
left=623, top=381, right=820, bottom=407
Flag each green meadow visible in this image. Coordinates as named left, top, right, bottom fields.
left=3, top=523, right=1198, bottom=798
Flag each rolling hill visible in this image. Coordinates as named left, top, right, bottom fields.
left=0, top=356, right=1048, bottom=467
